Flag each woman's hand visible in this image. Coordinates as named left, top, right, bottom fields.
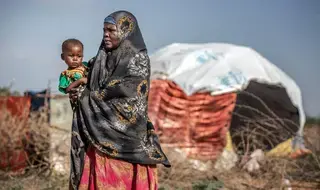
left=69, top=86, right=89, bottom=104
left=80, top=77, right=88, bottom=84
left=66, top=78, right=88, bottom=93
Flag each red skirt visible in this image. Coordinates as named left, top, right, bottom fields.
left=78, top=146, right=158, bottom=190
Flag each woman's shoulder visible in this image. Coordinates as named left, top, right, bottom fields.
left=85, top=57, right=96, bottom=68
left=88, top=57, right=96, bottom=63
left=134, top=50, right=149, bottom=60
left=137, top=49, right=148, bottom=56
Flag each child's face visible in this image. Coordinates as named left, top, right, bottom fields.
left=61, top=44, right=83, bottom=69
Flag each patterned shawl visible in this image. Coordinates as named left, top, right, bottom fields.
left=70, top=11, right=171, bottom=189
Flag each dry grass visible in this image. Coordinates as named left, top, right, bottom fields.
left=157, top=147, right=320, bottom=190
left=0, top=102, right=320, bottom=190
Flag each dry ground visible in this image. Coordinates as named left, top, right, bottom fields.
left=0, top=109, right=319, bottom=190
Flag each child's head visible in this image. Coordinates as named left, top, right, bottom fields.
left=61, top=38, right=84, bottom=69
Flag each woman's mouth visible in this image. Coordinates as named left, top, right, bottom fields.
left=104, top=39, right=111, bottom=44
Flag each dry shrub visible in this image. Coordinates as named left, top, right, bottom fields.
left=0, top=105, right=70, bottom=189
left=224, top=92, right=320, bottom=189
left=231, top=91, right=299, bottom=155
left=0, top=106, right=50, bottom=176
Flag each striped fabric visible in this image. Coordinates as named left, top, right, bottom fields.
left=148, top=80, right=237, bottom=160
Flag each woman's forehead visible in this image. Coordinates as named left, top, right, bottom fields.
left=104, top=23, right=116, bottom=29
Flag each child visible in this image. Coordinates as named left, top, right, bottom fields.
left=58, top=39, right=88, bottom=94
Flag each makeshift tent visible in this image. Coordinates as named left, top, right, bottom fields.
left=149, top=80, right=236, bottom=160
left=148, top=43, right=306, bottom=160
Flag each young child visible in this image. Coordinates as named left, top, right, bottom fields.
left=58, top=39, right=88, bottom=94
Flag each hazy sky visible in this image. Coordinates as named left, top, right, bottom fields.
left=0, top=0, right=319, bottom=116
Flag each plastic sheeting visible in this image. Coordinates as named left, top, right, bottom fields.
left=150, top=43, right=305, bottom=130
left=148, top=80, right=237, bottom=160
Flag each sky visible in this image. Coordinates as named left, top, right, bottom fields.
left=0, top=0, right=319, bottom=116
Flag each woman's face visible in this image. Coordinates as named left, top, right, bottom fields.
left=103, top=23, right=120, bottom=50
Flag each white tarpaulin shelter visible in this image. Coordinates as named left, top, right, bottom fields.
left=150, top=43, right=305, bottom=130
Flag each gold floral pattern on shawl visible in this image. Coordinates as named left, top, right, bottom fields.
left=95, top=90, right=106, bottom=100
left=116, top=111, right=137, bottom=124
left=117, top=16, right=134, bottom=39
left=115, top=103, right=137, bottom=125
left=107, top=79, right=121, bottom=87
left=101, top=142, right=118, bottom=156
left=148, top=148, right=166, bottom=161
left=137, top=80, right=148, bottom=97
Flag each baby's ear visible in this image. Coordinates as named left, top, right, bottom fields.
left=61, top=53, right=64, bottom=60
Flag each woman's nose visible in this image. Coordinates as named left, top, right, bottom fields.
left=104, top=31, right=109, bottom=37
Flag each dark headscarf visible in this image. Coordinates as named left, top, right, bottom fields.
left=87, top=11, right=147, bottom=90
left=70, top=11, right=170, bottom=189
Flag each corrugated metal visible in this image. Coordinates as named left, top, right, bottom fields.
left=148, top=80, right=237, bottom=160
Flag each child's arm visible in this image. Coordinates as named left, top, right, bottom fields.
left=66, top=77, right=87, bottom=93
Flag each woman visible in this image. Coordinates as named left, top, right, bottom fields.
left=69, top=11, right=171, bottom=190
